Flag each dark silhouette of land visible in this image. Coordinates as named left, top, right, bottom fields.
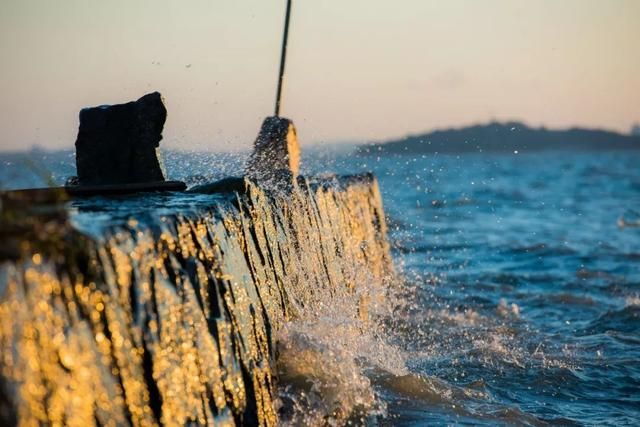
left=357, top=121, right=640, bottom=155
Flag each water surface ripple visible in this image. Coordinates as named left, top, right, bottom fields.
left=328, top=151, right=640, bottom=426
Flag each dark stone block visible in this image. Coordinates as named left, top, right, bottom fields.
left=188, top=176, right=246, bottom=194
left=74, top=92, right=167, bottom=185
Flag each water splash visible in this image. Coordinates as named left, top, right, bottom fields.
left=274, top=273, right=407, bottom=425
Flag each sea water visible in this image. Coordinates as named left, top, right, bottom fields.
left=315, top=149, right=640, bottom=426
left=1, top=148, right=639, bottom=426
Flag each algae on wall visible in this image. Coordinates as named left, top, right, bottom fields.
left=0, top=174, right=392, bottom=426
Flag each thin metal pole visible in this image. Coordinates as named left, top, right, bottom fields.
left=274, top=0, right=292, bottom=117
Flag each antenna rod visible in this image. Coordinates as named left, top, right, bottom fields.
left=274, top=0, right=292, bottom=117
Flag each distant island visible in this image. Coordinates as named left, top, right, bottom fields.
left=357, top=121, right=640, bottom=154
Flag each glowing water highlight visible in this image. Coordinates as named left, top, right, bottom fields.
left=0, top=174, right=392, bottom=426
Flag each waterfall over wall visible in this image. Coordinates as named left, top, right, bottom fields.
left=0, top=174, right=392, bottom=426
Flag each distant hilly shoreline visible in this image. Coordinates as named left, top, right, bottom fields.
left=357, top=121, right=640, bottom=155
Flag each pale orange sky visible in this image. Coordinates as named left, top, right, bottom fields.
left=1, top=0, right=639, bottom=151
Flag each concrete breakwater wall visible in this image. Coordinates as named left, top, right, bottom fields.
left=0, top=174, right=392, bottom=426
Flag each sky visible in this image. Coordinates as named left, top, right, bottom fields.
left=1, top=0, right=639, bottom=152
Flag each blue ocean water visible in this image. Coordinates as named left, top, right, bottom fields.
left=329, top=150, right=640, bottom=426
left=1, top=148, right=639, bottom=425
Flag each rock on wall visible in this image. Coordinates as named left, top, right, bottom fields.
left=0, top=174, right=392, bottom=426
